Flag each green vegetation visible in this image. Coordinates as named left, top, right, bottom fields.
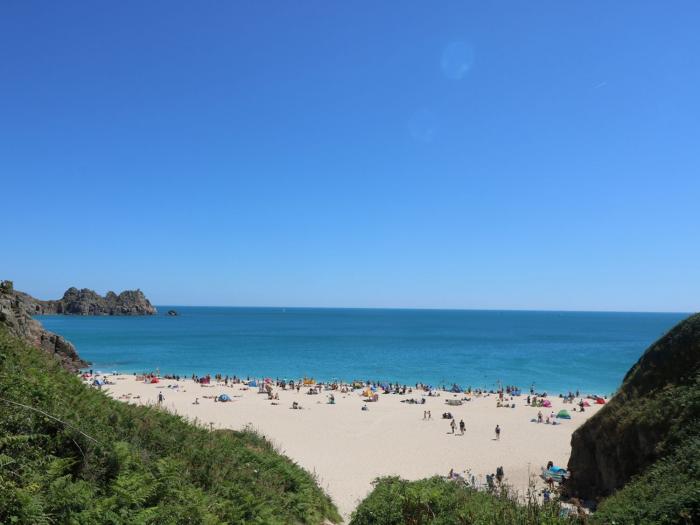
left=0, top=325, right=340, bottom=524
left=591, top=374, right=700, bottom=525
left=594, top=436, right=699, bottom=525
left=349, top=476, right=575, bottom=525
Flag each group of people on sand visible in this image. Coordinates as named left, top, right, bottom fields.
left=444, top=419, right=500, bottom=439
left=447, top=465, right=504, bottom=490
left=449, top=418, right=466, bottom=435
left=536, top=410, right=561, bottom=425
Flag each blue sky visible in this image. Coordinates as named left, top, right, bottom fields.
left=1, top=1, right=698, bottom=312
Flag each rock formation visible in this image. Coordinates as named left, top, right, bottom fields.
left=29, top=286, right=157, bottom=316
left=1, top=280, right=158, bottom=371
left=0, top=280, right=86, bottom=372
left=567, top=312, right=700, bottom=500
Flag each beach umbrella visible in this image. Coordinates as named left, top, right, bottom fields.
left=218, top=394, right=231, bottom=402
left=556, top=409, right=571, bottom=419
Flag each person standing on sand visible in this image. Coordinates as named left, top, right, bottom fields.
left=450, top=419, right=456, bottom=434
left=495, top=424, right=501, bottom=440
left=157, top=392, right=164, bottom=405
left=459, top=419, right=465, bottom=435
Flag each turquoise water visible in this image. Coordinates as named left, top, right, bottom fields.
left=37, top=308, right=686, bottom=395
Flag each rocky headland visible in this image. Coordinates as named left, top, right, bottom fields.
left=0, top=280, right=86, bottom=371
left=27, top=286, right=157, bottom=316
left=0, top=280, right=157, bottom=371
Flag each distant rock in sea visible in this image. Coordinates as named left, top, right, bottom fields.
left=167, top=309, right=178, bottom=316
left=27, top=286, right=157, bottom=316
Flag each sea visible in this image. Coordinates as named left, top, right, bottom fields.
left=37, top=308, right=687, bottom=395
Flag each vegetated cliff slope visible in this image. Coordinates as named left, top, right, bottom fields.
left=0, top=280, right=86, bottom=371
left=0, top=324, right=341, bottom=524
left=27, top=285, right=157, bottom=315
left=567, top=313, right=700, bottom=518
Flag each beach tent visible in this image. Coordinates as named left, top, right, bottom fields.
left=542, top=466, right=570, bottom=482
left=556, top=409, right=571, bottom=419
left=93, top=378, right=104, bottom=386
left=582, top=401, right=591, bottom=407
left=450, top=384, right=462, bottom=393
left=150, top=377, right=159, bottom=384
left=362, top=389, right=373, bottom=397
left=511, top=389, right=522, bottom=396
left=542, top=400, right=552, bottom=407
left=218, top=394, right=231, bottom=402
left=595, top=398, right=606, bottom=405
left=249, top=380, right=257, bottom=387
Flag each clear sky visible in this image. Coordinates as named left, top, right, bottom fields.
left=1, top=1, right=698, bottom=312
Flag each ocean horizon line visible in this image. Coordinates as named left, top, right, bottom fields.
left=149, top=304, right=692, bottom=316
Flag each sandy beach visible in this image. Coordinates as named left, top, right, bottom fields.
left=99, top=375, right=604, bottom=520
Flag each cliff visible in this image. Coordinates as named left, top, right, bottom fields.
left=0, top=280, right=156, bottom=371
left=31, top=286, right=157, bottom=316
left=0, top=280, right=86, bottom=371
left=567, top=313, right=700, bottom=501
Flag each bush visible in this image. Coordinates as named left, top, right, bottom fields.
left=350, top=476, right=576, bottom=525
left=592, top=423, right=700, bottom=525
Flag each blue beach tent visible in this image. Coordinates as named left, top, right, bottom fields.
left=218, top=394, right=231, bottom=402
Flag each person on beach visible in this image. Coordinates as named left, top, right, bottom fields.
left=459, top=419, right=465, bottom=435
left=450, top=419, right=456, bottom=433
left=495, top=424, right=501, bottom=440
left=157, top=392, right=164, bottom=405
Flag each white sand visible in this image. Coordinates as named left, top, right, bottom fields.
left=100, top=376, right=603, bottom=520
